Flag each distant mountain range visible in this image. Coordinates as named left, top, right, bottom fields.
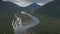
left=0, top=1, right=41, bottom=16
left=0, top=1, right=22, bottom=17
left=13, top=3, right=41, bottom=11
left=34, top=0, right=60, bottom=18
left=22, top=3, right=41, bottom=11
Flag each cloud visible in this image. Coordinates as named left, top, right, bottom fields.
left=23, top=0, right=53, bottom=3
left=3, top=0, right=53, bottom=3
left=3, top=0, right=53, bottom=7
left=14, top=1, right=32, bottom=7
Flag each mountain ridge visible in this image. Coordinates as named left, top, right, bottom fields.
left=34, top=0, right=60, bottom=18
left=22, top=3, right=41, bottom=11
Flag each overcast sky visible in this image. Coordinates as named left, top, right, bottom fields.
left=3, top=0, right=53, bottom=7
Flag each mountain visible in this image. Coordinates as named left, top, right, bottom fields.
left=0, top=1, right=41, bottom=17
left=0, top=1, right=22, bottom=17
left=0, top=1, right=22, bottom=34
left=34, top=0, right=60, bottom=18
left=32, top=0, right=60, bottom=34
left=22, top=3, right=41, bottom=11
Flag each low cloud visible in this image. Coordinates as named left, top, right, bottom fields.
left=3, top=0, right=53, bottom=3
left=3, top=0, right=53, bottom=7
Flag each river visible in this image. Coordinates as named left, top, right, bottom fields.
left=12, top=11, right=40, bottom=34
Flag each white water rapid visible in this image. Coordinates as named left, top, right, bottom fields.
left=12, top=11, right=40, bottom=34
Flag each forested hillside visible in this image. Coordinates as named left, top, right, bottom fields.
left=34, top=0, right=60, bottom=18
left=32, top=0, right=60, bottom=34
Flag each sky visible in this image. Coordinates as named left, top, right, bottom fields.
left=3, top=0, right=53, bottom=7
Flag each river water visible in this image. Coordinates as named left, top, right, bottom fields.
left=12, top=11, right=40, bottom=34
